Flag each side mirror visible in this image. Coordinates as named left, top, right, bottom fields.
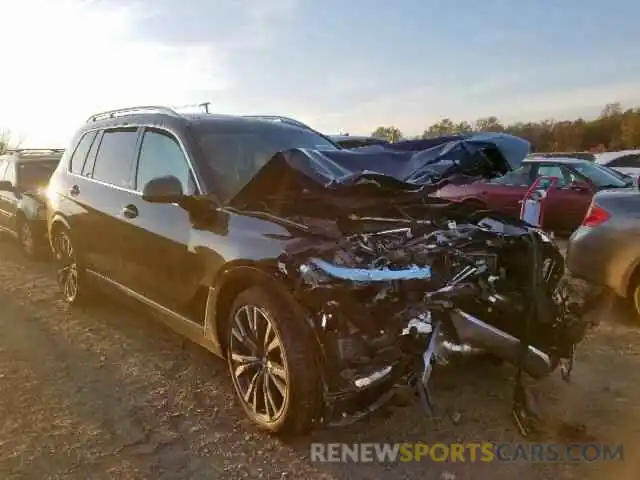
left=0, top=180, right=13, bottom=191
left=142, top=175, right=184, bottom=203
left=570, top=180, right=591, bottom=192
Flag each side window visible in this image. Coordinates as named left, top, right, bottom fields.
left=91, top=129, right=139, bottom=189
left=81, top=131, right=103, bottom=177
left=536, top=164, right=570, bottom=186
left=491, top=164, right=532, bottom=186
left=69, top=131, right=97, bottom=175
left=0, top=160, right=7, bottom=180
left=135, top=129, right=196, bottom=194
left=610, top=154, right=640, bottom=168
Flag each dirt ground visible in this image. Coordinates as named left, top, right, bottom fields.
left=0, top=239, right=638, bottom=480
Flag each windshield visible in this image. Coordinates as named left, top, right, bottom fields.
left=571, top=162, right=628, bottom=188
left=17, top=160, right=58, bottom=192
left=196, top=123, right=338, bottom=200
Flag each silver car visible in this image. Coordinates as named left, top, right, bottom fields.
left=567, top=187, right=640, bottom=320
left=595, top=149, right=640, bottom=178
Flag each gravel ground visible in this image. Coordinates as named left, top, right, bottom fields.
left=0, top=238, right=638, bottom=479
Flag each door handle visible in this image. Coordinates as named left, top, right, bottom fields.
left=121, top=204, right=138, bottom=219
left=69, top=185, right=80, bottom=196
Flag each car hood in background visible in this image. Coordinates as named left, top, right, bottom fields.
left=228, top=132, right=530, bottom=211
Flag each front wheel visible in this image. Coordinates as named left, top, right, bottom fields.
left=52, top=228, right=90, bottom=305
left=627, top=281, right=640, bottom=323
left=225, top=286, right=321, bottom=434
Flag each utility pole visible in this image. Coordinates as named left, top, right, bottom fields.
left=199, top=102, right=211, bottom=113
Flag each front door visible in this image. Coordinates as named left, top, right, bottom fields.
left=481, top=164, right=534, bottom=218
left=533, top=163, right=593, bottom=232
left=122, top=127, right=202, bottom=312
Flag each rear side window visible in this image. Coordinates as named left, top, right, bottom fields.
left=69, top=131, right=97, bottom=174
left=609, top=154, right=640, bottom=168
left=90, top=129, right=139, bottom=189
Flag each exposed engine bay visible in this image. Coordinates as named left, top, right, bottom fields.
left=225, top=133, right=602, bottom=435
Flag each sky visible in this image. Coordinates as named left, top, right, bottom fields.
left=1, top=0, right=640, bottom=147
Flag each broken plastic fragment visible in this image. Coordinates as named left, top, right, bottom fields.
left=308, top=258, right=432, bottom=282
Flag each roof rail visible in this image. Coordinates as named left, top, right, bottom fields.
left=86, top=105, right=182, bottom=123
left=6, top=148, right=65, bottom=155
left=242, top=115, right=313, bottom=130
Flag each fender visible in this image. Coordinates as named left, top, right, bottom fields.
left=48, top=212, right=72, bottom=248
left=203, top=261, right=326, bottom=374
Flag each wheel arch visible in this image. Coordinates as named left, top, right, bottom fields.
left=204, top=261, right=321, bottom=362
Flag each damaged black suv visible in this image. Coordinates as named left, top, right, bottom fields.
left=47, top=106, right=594, bottom=435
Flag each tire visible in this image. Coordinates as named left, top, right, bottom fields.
left=52, top=227, right=91, bottom=305
left=225, top=285, right=321, bottom=435
left=626, top=280, right=640, bottom=323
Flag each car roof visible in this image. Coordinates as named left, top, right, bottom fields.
left=0, top=149, right=64, bottom=163
left=595, top=149, right=640, bottom=164
left=525, top=156, right=587, bottom=165
left=329, top=134, right=387, bottom=142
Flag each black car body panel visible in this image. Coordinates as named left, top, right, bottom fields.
left=47, top=108, right=597, bottom=432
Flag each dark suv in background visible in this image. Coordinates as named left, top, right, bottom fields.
left=0, top=149, right=63, bottom=257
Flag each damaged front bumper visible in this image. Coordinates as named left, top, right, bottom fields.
left=278, top=213, right=601, bottom=434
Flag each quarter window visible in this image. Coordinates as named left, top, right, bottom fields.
left=135, top=129, right=196, bottom=194
left=69, top=131, right=97, bottom=174
left=91, top=129, right=139, bottom=189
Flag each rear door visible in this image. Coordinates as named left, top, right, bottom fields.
left=77, top=127, right=141, bottom=285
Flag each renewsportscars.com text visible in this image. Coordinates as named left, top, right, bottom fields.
left=310, top=442, right=624, bottom=463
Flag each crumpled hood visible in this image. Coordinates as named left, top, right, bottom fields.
left=228, top=132, right=530, bottom=210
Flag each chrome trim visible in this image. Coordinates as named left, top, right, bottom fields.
left=68, top=172, right=142, bottom=196
left=86, top=105, right=181, bottom=123
left=451, top=309, right=553, bottom=379
left=87, top=269, right=205, bottom=333
left=66, top=124, right=204, bottom=195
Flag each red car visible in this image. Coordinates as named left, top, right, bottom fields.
left=434, top=157, right=634, bottom=233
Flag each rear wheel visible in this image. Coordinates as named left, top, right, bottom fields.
left=225, top=286, right=320, bottom=434
left=52, top=228, right=90, bottom=305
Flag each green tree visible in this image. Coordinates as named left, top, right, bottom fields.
left=474, top=116, right=504, bottom=132
left=371, top=126, right=403, bottom=142
left=620, top=108, right=640, bottom=148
